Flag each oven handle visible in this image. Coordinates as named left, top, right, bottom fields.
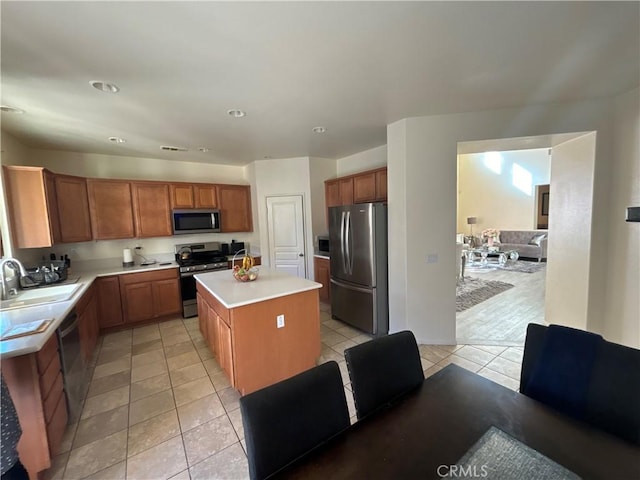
left=58, top=313, right=79, bottom=338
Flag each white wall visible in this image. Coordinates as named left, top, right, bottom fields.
left=387, top=96, right=628, bottom=345
left=457, top=149, right=551, bottom=233
left=545, top=133, right=596, bottom=332
left=336, top=145, right=387, bottom=176
left=605, top=87, right=640, bottom=347
left=253, top=158, right=314, bottom=278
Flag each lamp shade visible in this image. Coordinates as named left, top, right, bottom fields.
left=467, top=217, right=477, bottom=225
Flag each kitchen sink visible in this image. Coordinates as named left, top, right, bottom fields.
left=0, top=283, right=82, bottom=311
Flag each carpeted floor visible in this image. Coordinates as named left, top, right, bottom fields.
left=456, top=277, right=515, bottom=312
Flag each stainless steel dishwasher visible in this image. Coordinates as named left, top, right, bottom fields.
left=57, top=310, right=89, bottom=423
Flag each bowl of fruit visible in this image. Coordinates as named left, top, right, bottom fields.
left=232, top=252, right=259, bottom=282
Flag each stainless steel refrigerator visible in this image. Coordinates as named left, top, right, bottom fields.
left=329, top=203, right=388, bottom=337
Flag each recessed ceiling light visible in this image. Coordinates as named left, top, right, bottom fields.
left=227, top=109, right=246, bottom=118
left=90, top=81, right=120, bottom=93
left=0, top=106, right=25, bottom=114
left=198, top=147, right=210, bottom=153
left=108, top=136, right=126, bottom=143
left=312, top=126, right=327, bottom=134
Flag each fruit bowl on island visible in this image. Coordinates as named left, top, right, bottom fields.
left=232, top=250, right=259, bottom=282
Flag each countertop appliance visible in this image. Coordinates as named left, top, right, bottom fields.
left=175, top=241, right=229, bottom=317
left=57, top=310, right=89, bottom=423
left=329, top=203, right=388, bottom=336
left=172, top=209, right=220, bottom=235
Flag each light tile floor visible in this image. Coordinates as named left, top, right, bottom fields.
left=44, top=303, right=524, bottom=480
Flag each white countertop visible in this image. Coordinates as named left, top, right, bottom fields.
left=195, top=267, right=321, bottom=309
left=0, top=261, right=180, bottom=359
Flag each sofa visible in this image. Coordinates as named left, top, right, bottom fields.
left=496, top=230, right=548, bottom=261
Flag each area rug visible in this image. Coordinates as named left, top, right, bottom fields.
left=456, top=277, right=515, bottom=312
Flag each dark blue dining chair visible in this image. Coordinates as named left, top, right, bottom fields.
left=239, top=361, right=350, bottom=480
left=344, top=330, right=424, bottom=420
left=521, top=323, right=640, bottom=445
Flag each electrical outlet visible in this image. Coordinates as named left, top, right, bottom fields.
left=135, top=244, right=143, bottom=250
left=277, top=314, right=285, bottom=328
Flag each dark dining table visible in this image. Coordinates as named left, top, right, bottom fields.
left=273, top=364, right=640, bottom=480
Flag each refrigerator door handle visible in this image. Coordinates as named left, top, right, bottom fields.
left=346, top=211, right=353, bottom=275
left=340, top=211, right=347, bottom=274
left=330, top=278, right=373, bottom=294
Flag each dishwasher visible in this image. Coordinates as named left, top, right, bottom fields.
left=57, top=310, right=89, bottom=423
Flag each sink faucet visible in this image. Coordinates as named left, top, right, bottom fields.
left=0, top=258, right=35, bottom=300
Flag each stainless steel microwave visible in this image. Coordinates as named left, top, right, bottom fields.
left=172, top=209, right=221, bottom=234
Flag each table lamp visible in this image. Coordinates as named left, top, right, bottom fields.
left=466, top=217, right=477, bottom=237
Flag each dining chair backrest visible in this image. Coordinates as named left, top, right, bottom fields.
left=239, top=361, right=350, bottom=480
left=344, top=330, right=424, bottom=420
left=521, top=323, right=640, bottom=445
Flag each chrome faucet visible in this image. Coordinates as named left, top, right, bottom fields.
left=0, top=258, right=34, bottom=300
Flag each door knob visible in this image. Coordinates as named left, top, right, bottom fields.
left=299, top=253, right=304, bottom=257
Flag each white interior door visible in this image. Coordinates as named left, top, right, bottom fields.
left=267, top=195, right=306, bottom=278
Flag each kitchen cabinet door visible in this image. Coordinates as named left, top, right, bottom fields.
left=55, top=174, right=92, bottom=242
left=218, top=185, right=252, bottom=232
left=216, top=313, right=234, bottom=382
left=96, top=276, right=124, bottom=328
left=2, top=166, right=61, bottom=248
left=194, top=184, right=218, bottom=208
left=87, top=179, right=135, bottom=239
left=197, top=293, right=208, bottom=339
left=152, top=277, right=181, bottom=317
left=170, top=184, right=195, bottom=208
left=314, top=256, right=331, bottom=303
left=207, top=304, right=219, bottom=362
left=353, top=172, right=376, bottom=203
left=132, top=182, right=172, bottom=238
left=121, top=282, right=154, bottom=323
left=77, top=284, right=99, bottom=362
left=325, top=179, right=341, bottom=208
left=339, top=178, right=354, bottom=205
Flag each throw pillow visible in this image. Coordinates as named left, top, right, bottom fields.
left=529, top=233, right=547, bottom=246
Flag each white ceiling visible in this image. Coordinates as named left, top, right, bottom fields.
left=1, top=2, right=638, bottom=166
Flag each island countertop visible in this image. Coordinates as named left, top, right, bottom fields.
left=194, top=267, right=321, bottom=309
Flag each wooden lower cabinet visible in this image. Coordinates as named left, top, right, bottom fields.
left=196, top=282, right=320, bottom=395
left=1, top=335, right=68, bottom=479
left=77, top=284, right=99, bottom=362
left=314, top=256, right=331, bottom=303
left=120, top=269, right=181, bottom=324
left=96, top=276, right=124, bottom=328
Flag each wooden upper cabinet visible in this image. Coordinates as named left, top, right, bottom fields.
left=170, top=184, right=194, bottom=208
left=54, top=174, right=92, bottom=242
left=2, top=166, right=61, bottom=248
left=87, top=179, right=135, bottom=239
left=132, top=182, right=172, bottom=238
left=353, top=172, right=377, bottom=203
left=353, top=168, right=387, bottom=203
left=218, top=185, right=252, bottom=232
left=339, top=178, right=354, bottom=205
left=171, top=183, right=218, bottom=209
left=325, top=180, right=341, bottom=208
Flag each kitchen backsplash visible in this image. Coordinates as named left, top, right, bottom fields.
left=16, top=233, right=258, bottom=269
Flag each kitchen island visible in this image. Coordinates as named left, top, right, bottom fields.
left=195, top=267, right=322, bottom=395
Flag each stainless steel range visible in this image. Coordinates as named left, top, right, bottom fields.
left=175, top=241, right=229, bottom=317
